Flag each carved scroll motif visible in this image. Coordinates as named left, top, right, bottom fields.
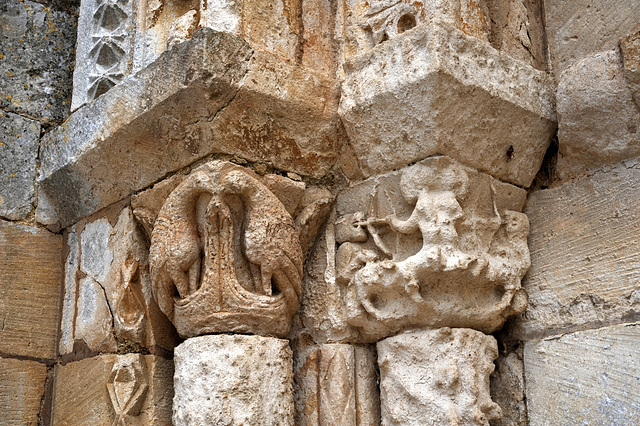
left=149, top=161, right=327, bottom=338
left=335, top=156, right=530, bottom=341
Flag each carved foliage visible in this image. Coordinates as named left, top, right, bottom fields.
left=149, top=161, right=329, bottom=338
left=335, top=156, right=530, bottom=341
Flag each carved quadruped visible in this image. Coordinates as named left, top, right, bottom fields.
left=149, top=161, right=330, bottom=338
left=335, top=156, right=530, bottom=341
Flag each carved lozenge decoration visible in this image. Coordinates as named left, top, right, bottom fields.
left=149, top=161, right=307, bottom=338
left=335, top=156, right=530, bottom=341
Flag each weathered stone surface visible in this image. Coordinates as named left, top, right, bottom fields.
left=544, top=0, right=640, bottom=77
left=59, top=204, right=179, bottom=358
left=556, top=50, right=640, bottom=180
left=303, top=156, right=529, bottom=343
left=0, top=357, right=47, bottom=426
left=0, top=0, right=75, bottom=122
left=515, top=160, right=640, bottom=340
left=378, top=328, right=501, bottom=425
left=38, top=29, right=339, bottom=230
left=0, top=221, right=62, bottom=359
left=173, top=334, right=294, bottom=425
left=490, top=348, right=526, bottom=426
left=524, top=323, right=640, bottom=425
left=339, top=21, right=556, bottom=187
left=621, top=30, right=640, bottom=110
left=53, top=353, right=173, bottom=425
left=293, top=343, right=380, bottom=425
left=0, top=111, right=40, bottom=220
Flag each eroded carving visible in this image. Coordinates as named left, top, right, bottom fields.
left=336, top=156, right=530, bottom=341
left=149, top=161, right=329, bottom=338
left=107, top=354, right=148, bottom=425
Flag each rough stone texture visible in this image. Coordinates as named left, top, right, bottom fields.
left=303, top=156, right=529, bottom=343
left=0, top=111, right=40, bottom=220
left=0, top=357, right=48, bottom=426
left=524, top=323, right=640, bottom=425
left=339, top=21, right=556, bottom=187
left=514, top=160, right=640, bottom=340
left=621, top=30, right=640, bottom=111
left=544, top=0, right=640, bottom=77
left=0, top=220, right=62, bottom=360
left=490, top=348, right=527, bottom=426
left=556, top=50, right=640, bottom=180
left=37, top=28, right=339, bottom=231
left=53, top=353, right=173, bottom=425
left=378, top=328, right=501, bottom=425
left=173, top=334, right=294, bottom=425
left=0, top=0, right=75, bottom=123
left=293, top=343, right=380, bottom=425
left=59, top=204, right=179, bottom=358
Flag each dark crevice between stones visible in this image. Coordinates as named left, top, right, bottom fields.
left=529, top=131, right=558, bottom=191
left=38, top=365, right=55, bottom=426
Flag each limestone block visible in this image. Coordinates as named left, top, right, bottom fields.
left=556, top=50, right=640, bottom=180
left=544, top=0, right=640, bottom=77
left=293, top=343, right=380, bottom=425
left=53, top=353, right=173, bottom=425
left=305, top=156, right=529, bottom=343
left=524, top=323, right=640, bottom=425
left=0, top=0, right=75, bottom=122
left=377, top=328, right=501, bottom=425
left=621, top=30, right=640, bottom=110
left=38, top=29, right=339, bottom=230
left=0, top=111, right=40, bottom=220
left=0, top=221, right=62, bottom=359
left=339, top=21, right=556, bottom=187
left=515, top=160, right=640, bottom=340
left=173, top=334, right=294, bottom=425
left=0, top=357, right=48, bottom=426
left=490, top=349, right=526, bottom=426
left=59, top=204, right=179, bottom=358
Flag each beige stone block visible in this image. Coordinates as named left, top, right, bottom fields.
left=339, top=21, right=556, bottom=187
left=556, top=50, right=640, bottom=180
left=59, top=204, right=179, bottom=358
left=524, top=323, right=640, bottom=425
left=38, top=29, right=339, bottom=231
left=173, top=334, right=294, bottom=425
left=53, top=353, right=173, bottom=425
left=0, top=357, right=48, bottom=426
left=377, top=328, right=501, bottom=425
left=0, top=221, right=62, bottom=359
left=621, top=30, right=640, bottom=109
left=515, top=161, right=640, bottom=339
left=293, top=343, right=380, bottom=426
left=544, top=0, right=640, bottom=77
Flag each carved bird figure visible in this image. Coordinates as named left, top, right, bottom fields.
left=221, top=170, right=303, bottom=304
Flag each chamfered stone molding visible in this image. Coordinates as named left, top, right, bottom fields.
left=0, top=357, right=48, bottom=426
left=173, top=334, right=294, bottom=425
left=302, top=156, right=530, bottom=343
left=0, top=220, right=63, bottom=360
left=556, top=49, right=640, bottom=181
left=524, top=323, right=640, bottom=425
left=149, top=161, right=332, bottom=338
left=293, top=343, right=380, bottom=425
left=339, top=21, right=556, bottom=187
left=377, top=328, right=501, bottom=426
left=38, top=28, right=339, bottom=231
left=52, top=353, right=173, bottom=425
left=513, top=159, right=640, bottom=340
left=544, top=0, right=640, bottom=78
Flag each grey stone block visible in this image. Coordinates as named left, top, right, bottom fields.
left=0, top=111, right=40, bottom=220
left=0, top=0, right=76, bottom=123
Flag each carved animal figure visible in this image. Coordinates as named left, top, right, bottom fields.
left=221, top=170, right=303, bottom=302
